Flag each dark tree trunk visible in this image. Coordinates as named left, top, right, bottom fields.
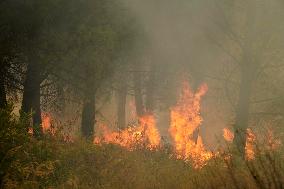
left=134, top=72, right=144, bottom=117
left=233, top=64, right=254, bottom=156
left=117, top=80, right=127, bottom=129
left=81, top=96, right=95, bottom=139
left=145, top=66, right=156, bottom=113
left=0, top=39, right=10, bottom=109
left=233, top=3, right=256, bottom=156
left=81, top=70, right=96, bottom=139
left=22, top=62, right=42, bottom=137
left=0, top=70, right=7, bottom=109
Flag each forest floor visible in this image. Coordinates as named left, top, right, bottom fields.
left=1, top=106, right=284, bottom=189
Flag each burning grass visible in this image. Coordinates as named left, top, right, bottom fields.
left=94, top=114, right=161, bottom=151
left=1, top=136, right=284, bottom=189
left=1, top=86, right=284, bottom=188
left=93, top=81, right=282, bottom=170
left=94, top=81, right=213, bottom=168
left=168, top=82, right=212, bottom=168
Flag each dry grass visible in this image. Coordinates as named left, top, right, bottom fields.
left=1, top=106, right=283, bottom=189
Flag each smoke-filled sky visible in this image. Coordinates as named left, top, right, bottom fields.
left=21, top=0, right=282, bottom=148
left=106, top=0, right=284, bottom=147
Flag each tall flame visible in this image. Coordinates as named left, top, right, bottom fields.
left=245, top=128, right=256, bottom=160
left=94, top=114, right=161, bottom=150
left=139, top=114, right=161, bottom=149
left=169, top=82, right=212, bottom=168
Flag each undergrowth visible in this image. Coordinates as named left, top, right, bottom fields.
left=0, top=105, right=283, bottom=189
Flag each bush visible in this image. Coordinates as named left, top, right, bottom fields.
left=0, top=105, right=283, bottom=189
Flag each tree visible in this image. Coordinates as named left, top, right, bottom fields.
left=15, top=0, right=66, bottom=137
left=48, top=0, right=144, bottom=138
left=203, top=0, right=284, bottom=156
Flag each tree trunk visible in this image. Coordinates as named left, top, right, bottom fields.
left=22, top=62, right=42, bottom=137
left=81, top=96, right=95, bottom=139
left=233, top=2, right=256, bottom=156
left=145, top=66, right=156, bottom=113
left=81, top=69, right=96, bottom=139
left=117, top=80, right=127, bottom=129
left=0, top=70, right=6, bottom=109
left=233, top=64, right=254, bottom=156
left=134, top=72, right=144, bottom=117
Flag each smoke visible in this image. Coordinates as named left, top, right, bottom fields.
left=117, top=0, right=226, bottom=146
left=48, top=0, right=284, bottom=147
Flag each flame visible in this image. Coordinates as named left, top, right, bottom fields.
left=245, top=128, right=256, bottom=160
left=222, top=127, right=256, bottom=160
left=169, top=82, right=212, bottom=168
left=42, top=113, right=51, bottom=132
left=94, top=114, right=161, bottom=150
left=27, top=113, right=52, bottom=135
left=266, top=127, right=281, bottom=150
left=94, top=80, right=282, bottom=167
left=223, top=128, right=234, bottom=142
left=41, top=113, right=56, bottom=135
left=139, top=114, right=161, bottom=149
left=28, top=127, right=33, bottom=135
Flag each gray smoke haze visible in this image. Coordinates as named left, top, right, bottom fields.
left=115, top=0, right=226, bottom=146
left=113, top=0, right=284, bottom=147
left=41, top=0, right=284, bottom=147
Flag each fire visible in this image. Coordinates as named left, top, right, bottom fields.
left=266, top=127, right=281, bottom=150
left=27, top=113, right=52, bottom=135
left=223, top=127, right=282, bottom=160
left=42, top=113, right=51, bottom=132
left=222, top=127, right=256, bottom=160
left=41, top=113, right=56, bottom=135
left=245, top=128, right=256, bottom=160
left=223, top=128, right=234, bottom=142
left=139, top=114, right=161, bottom=149
left=94, top=114, right=161, bottom=150
left=94, top=80, right=282, bottom=167
left=169, top=82, right=213, bottom=168
left=28, top=127, right=33, bottom=135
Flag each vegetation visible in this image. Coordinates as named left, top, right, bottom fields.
left=0, top=0, right=283, bottom=188
left=0, top=106, right=283, bottom=189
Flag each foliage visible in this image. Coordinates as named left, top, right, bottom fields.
left=0, top=105, right=283, bottom=189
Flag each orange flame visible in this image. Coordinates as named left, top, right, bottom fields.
left=169, top=82, right=212, bottom=168
left=245, top=128, right=256, bottom=160
left=42, top=113, right=51, bottom=132
left=28, top=127, right=33, bottom=135
left=266, top=127, right=281, bottom=150
left=223, top=127, right=256, bottom=160
left=27, top=113, right=52, bottom=135
left=139, top=114, right=161, bottom=149
left=94, top=114, right=161, bottom=150
left=223, top=128, right=234, bottom=142
left=41, top=113, right=56, bottom=135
